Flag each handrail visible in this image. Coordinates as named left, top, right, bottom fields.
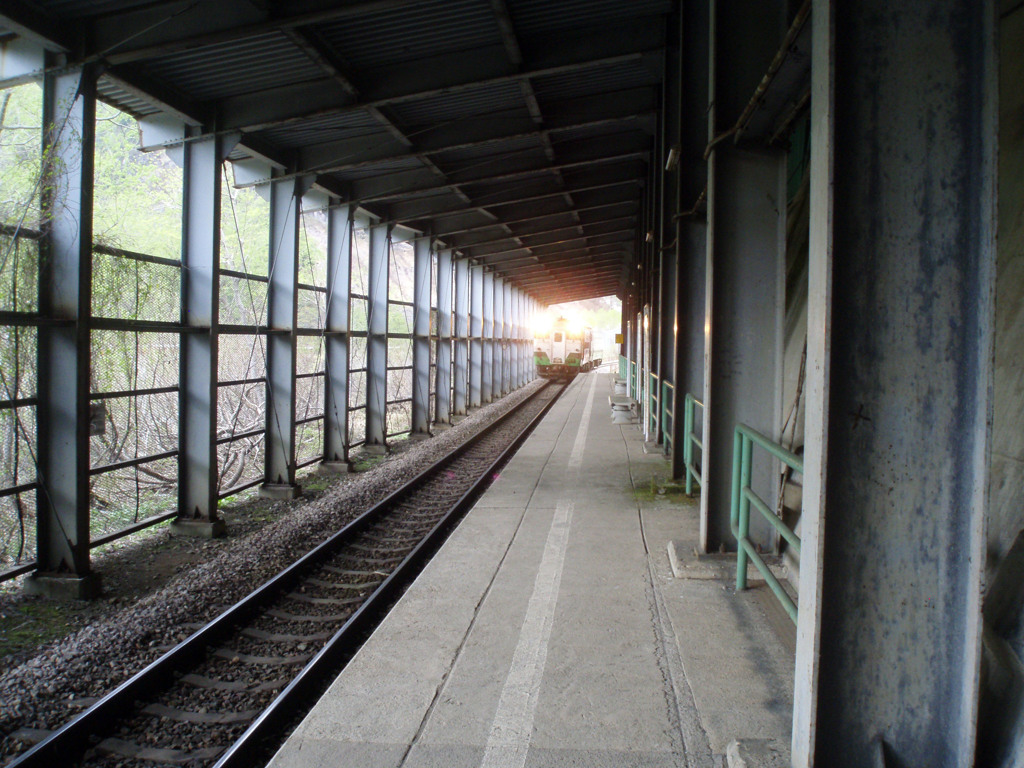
left=730, top=423, right=803, bottom=624
left=683, top=393, right=703, bottom=495
left=648, top=371, right=659, bottom=436
left=661, top=380, right=674, bottom=452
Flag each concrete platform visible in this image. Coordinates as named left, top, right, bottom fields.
left=268, top=373, right=794, bottom=768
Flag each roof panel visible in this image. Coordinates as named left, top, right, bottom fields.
left=431, top=132, right=546, bottom=165
left=257, top=110, right=390, bottom=149
left=97, top=74, right=163, bottom=118
left=337, top=156, right=427, bottom=181
left=316, top=0, right=503, bottom=71
left=142, top=32, right=324, bottom=101
left=533, top=58, right=659, bottom=102
left=388, top=80, right=528, bottom=128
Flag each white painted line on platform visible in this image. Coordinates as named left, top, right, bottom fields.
left=479, top=375, right=598, bottom=768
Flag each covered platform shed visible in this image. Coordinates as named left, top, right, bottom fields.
left=0, top=1, right=1022, bottom=766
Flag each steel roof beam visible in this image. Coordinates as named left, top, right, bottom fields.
left=434, top=200, right=640, bottom=239
left=390, top=177, right=642, bottom=225
left=272, top=111, right=655, bottom=181
left=92, top=0, right=432, bottom=67
left=451, top=216, right=637, bottom=250
left=465, top=228, right=635, bottom=260
left=351, top=150, right=648, bottom=205
left=217, top=42, right=663, bottom=133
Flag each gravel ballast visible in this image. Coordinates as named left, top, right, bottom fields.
left=0, top=381, right=545, bottom=763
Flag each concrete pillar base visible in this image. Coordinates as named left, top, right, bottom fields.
left=406, top=431, right=432, bottom=442
left=170, top=517, right=228, bottom=539
left=362, top=443, right=388, bottom=456
left=24, top=572, right=102, bottom=600
left=259, top=483, right=302, bottom=500
left=319, top=460, right=351, bottom=475
left=432, top=422, right=453, bottom=432
left=451, top=414, right=468, bottom=423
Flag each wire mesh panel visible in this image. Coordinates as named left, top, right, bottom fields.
left=217, top=383, right=266, bottom=494
left=294, top=210, right=328, bottom=464
left=89, top=328, right=179, bottom=539
left=217, top=178, right=271, bottom=496
left=0, top=307, right=37, bottom=565
left=385, top=402, right=412, bottom=437
left=221, top=274, right=268, bottom=327
left=92, top=251, right=180, bottom=321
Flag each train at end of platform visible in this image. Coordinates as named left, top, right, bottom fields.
left=533, top=316, right=601, bottom=379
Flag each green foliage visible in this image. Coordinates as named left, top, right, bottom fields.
left=92, top=102, right=182, bottom=259
left=0, top=82, right=43, bottom=229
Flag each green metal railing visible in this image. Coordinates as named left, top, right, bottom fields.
left=683, top=394, right=703, bottom=495
left=630, top=361, right=638, bottom=399
left=648, top=372, right=659, bottom=436
left=661, top=380, right=674, bottom=453
left=731, top=423, right=802, bottom=624
left=618, top=355, right=628, bottom=380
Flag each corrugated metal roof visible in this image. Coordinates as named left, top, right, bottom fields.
left=389, top=80, right=527, bottom=128
left=533, top=58, right=658, bottom=102
left=338, top=156, right=427, bottom=181
left=431, top=133, right=546, bottom=165
left=508, top=0, right=672, bottom=36
left=6, top=0, right=661, bottom=300
left=96, top=75, right=162, bottom=118
left=316, top=0, right=503, bottom=71
left=257, top=110, right=389, bottom=149
left=143, top=32, right=324, bottom=101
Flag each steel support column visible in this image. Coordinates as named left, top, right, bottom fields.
left=503, top=280, right=513, bottom=394
left=31, top=64, right=101, bottom=598
left=792, top=2, right=995, bottom=765
left=434, top=248, right=453, bottom=424
left=481, top=270, right=495, bottom=404
left=469, top=263, right=484, bottom=408
left=365, top=223, right=390, bottom=450
left=176, top=130, right=239, bottom=537
left=323, top=203, right=352, bottom=471
left=411, top=237, right=431, bottom=435
left=700, top=0, right=787, bottom=554
left=492, top=276, right=504, bottom=398
left=671, top=0, right=710, bottom=481
left=262, top=176, right=313, bottom=498
left=453, top=258, right=470, bottom=417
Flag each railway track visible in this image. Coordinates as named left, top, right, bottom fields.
left=11, top=381, right=565, bottom=768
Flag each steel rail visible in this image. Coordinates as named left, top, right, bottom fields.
left=9, top=381, right=563, bottom=768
